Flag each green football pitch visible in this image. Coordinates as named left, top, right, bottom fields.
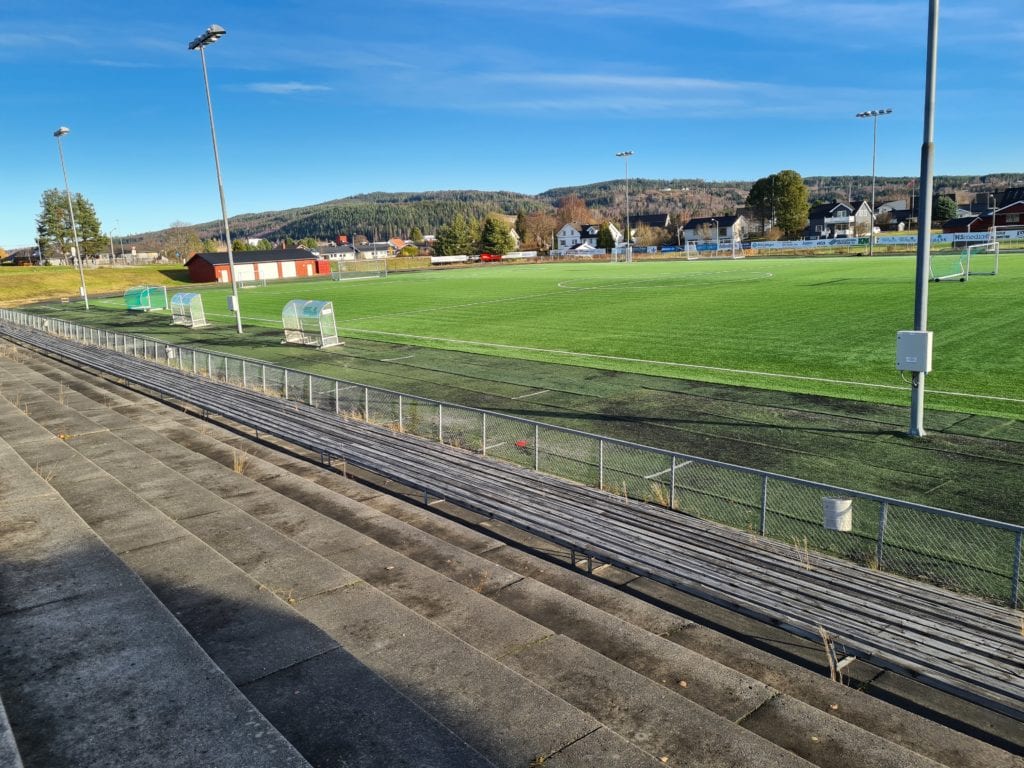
left=91, top=254, right=1024, bottom=420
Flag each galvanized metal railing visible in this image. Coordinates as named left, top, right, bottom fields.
left=3, top=307, right=1021, bottom=607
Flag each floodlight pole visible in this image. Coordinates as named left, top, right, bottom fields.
left=190, top=24, right=242, bottom=333
left=616, top=151, right=634, bottom=263
left=53, top=127, right=89, bottom=310
left=856, top=108, right=892, bottom=257
left=909, top=0, right=940, bottom=438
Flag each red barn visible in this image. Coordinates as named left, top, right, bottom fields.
left=184, top=249, right=323, bottom=283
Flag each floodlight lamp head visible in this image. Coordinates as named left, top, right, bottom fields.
left=615, top=150, right=634, bottom=158
left=53, top=126, right=70, bottom=137
left=189, top=24, right=226, bottom=50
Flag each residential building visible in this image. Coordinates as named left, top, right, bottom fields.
left=803, top=201, right=872, bottom=239
left=555, top=222, right=623, bottom=252
left=942, top=201, right=1024, bottom=234
left=680, top=215, right=746, bottom=246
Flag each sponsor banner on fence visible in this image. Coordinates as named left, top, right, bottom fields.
left=750, top=238, right=861, bottom=250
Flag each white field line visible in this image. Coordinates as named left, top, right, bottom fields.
left=381, top=354, right=416, bottom=362
left=337, top=326, right=1024, bottom=405
left=513, top=389, right=550, bottom=400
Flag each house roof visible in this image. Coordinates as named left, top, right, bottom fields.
left=942, top=216, right=980, bottom=231
left=684, top=215, right=741, bottom=228
left=630, top=213, right=671, bottom=228
left=186, top=248, right=315, bottom=267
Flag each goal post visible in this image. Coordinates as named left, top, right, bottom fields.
left=965, top=240, right=999, bottom=277
left=124, top=285, right=169, bottom=311
left=929, top=250, right=968, bottom=282
left=333, top=257, right=387, bottom=281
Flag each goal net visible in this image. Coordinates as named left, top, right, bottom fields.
left=124, top=285, right=169, bottom=311
left=965, top=241, right=999, bottom=277
left=333, top=258, right=387, bottom=281
left=929, top=251, right=968, bottom=282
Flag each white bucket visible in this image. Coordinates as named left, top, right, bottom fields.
left=823, top=498, right=853, bottom=531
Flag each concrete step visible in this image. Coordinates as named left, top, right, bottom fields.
left=0, top=695, right=23, bottom=768
left=0, top=367, right=668, bottom=767
left=80, top=398, right=963, bottom=768
left=142, top=399, right=1024, bottom=768
left=0, top=408, right=311, bottom=768
left=9, top=343, right=1022, bottom=768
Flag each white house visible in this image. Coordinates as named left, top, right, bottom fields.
left=555, top=222, right=623, bottom=253
left=680, top=215, right=746, bottom=247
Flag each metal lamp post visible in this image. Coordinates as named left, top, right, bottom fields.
left=189, top=24, right=242, bottom=333
left=710, top=218, right=719, bottom=250
left=616, top=151, right=634, bottom=263
left=908, top=0, right=939, bottom=438
left=53, top=127, right=89, bottom=309
left=856, top=108, right=893, bottom=257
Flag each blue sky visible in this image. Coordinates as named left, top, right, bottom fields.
left=2, top=1, right=1022, bottom=248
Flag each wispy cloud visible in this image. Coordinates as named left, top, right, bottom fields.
left=91, top=59, right=159, bottom=68
left=243, top=81, right=332, bottom=94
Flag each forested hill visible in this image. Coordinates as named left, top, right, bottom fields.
left=132, top=173, right=1023, bottom=246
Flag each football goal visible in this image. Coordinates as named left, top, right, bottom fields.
left=282, top=299, right=342, bottom=348
left=239, top=278, right=267, bottom=289
left=333, top=257, right=387, bottom=281
left=169, top=292, right=209, bottom=328
left=124, top=285, right=169, bottom=311
left=966, top=241, right=999, bottom=278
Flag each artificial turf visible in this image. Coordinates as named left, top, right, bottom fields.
left=19, top=254, right=1024, bottom=523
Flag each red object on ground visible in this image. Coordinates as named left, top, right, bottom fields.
left=515, top=440, right=529, bottom=450
left=480, top=253, right=502, bottom=262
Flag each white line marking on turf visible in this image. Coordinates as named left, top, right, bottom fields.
left=381, top=354, right=416, bottom=362
left=513, top=389, right=550, bottom=400
left=337, top=327, right=1024, bottom=405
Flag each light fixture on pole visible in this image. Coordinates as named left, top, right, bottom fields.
left=189, top=24, right=242, bottom=333
left=907, top=0, right=939, bottom=438
left=53, top=127, right=89, bottom=310
left=616, top=151, right=634, bottom=263
left=855, top=108, right=893, bottom=257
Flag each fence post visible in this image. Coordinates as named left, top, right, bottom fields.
left=308, top=374, right=314, bottom=406
left=439, top=403, right=444, bottom=443
left=192, top=350, right=197, bottom=374
left=876, top=502, right=889, bottom=570
left=364, top=387, right=370, bottom=422
left=335, top=381, right=340, bottom=414
left=261, top=364, right=266, bottom=394
left=207, top=354, right=212, bottom=379
left=534, top=424, right=540, bottom=470
left=284, top=369, right=289, bottom=400
left=669, top=456, right=677, bottom=510
left=599, top=439, right=605, bottom=490
left=399, top=394, right=404, bottom=432
left=759, top=475, right=769, bottom=536
left=481, top=412, right=487, bottom=455
left=242, top=362, right=248, bottom=389
left=1012, top=531, right=1023, bottom=609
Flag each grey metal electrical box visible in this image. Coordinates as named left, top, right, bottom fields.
left=896, top=330, right=933, bottom=372
left=227, top=295, right=238, bottom=312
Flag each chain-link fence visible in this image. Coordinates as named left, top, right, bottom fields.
left=4, top=308, right=1022, bottom=607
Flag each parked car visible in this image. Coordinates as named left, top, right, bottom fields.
left=479, top=252, right=502, bottom=262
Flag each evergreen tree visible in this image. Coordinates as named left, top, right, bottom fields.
left=480, top=214, right=516, bottom=255
left=409, top=226, right=423, bottom=242
left=933, top=195, right=958, bottom=223
left=435, top=214, right=477, bottom=255
left=36, top=188, right=105, bottom=261
left=773, top=170, right=810, bottom=239
left=596, top=223, right=616, bottom=251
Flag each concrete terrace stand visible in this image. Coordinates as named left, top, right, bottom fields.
left=0, top=327, right=1022, bottom=767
